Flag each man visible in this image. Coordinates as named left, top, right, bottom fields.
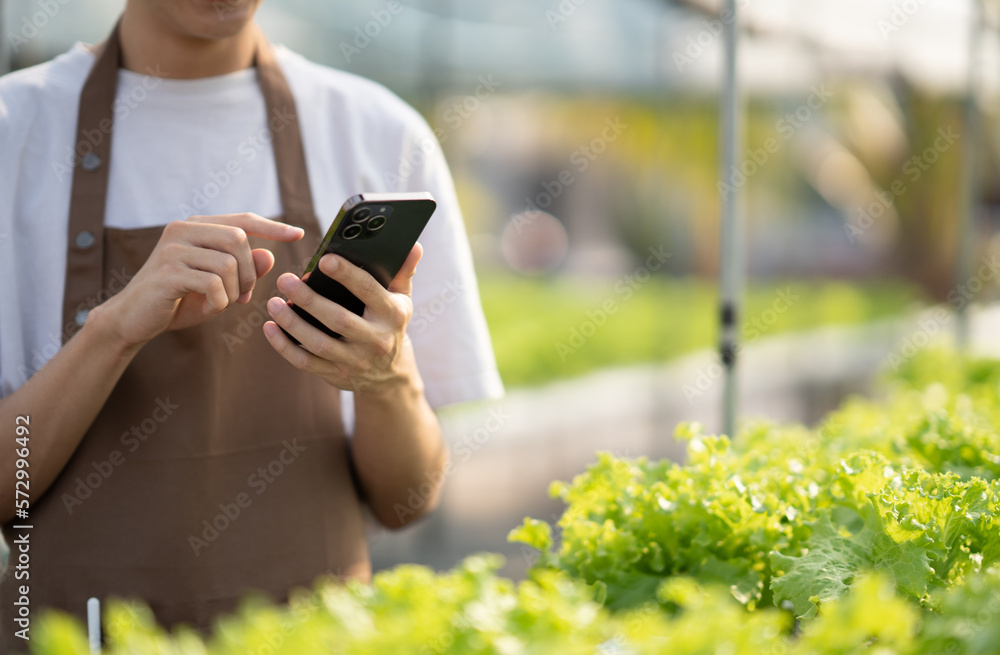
left=0, top=0, right=502, bottom=644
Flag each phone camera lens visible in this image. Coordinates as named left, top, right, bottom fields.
left=343, top=223, right=364, bottom=240
left=352, top=207, right=372, bottom=223
left=368, top=215, right=387, bottom=231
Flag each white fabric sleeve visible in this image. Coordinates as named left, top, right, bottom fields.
left=395, top=117, right=505, bottom=410
left=0, top=86, right=16, bottom=399
left=338, top=117, right=506, bottom=434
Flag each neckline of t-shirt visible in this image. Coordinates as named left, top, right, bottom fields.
left=69, top=41, right=293, bottom=101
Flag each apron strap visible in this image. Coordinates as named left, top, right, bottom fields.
left=62, top=20, right=122, bottom=343
left=62, top=20, right=320, bottom=344
left=252, top=27, right=319, bottom=232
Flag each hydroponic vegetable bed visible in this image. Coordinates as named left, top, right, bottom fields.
left=31, top=349, right=1000, bottom=654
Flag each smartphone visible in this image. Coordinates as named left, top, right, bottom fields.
left=282, top=192, right=437, bottom=343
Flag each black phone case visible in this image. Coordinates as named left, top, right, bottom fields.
left=281, top=193, right=437, bottom=343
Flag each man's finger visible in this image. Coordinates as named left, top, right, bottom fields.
left=316, top=254, right=393, bottom=315
left=252, top=249, right=275, bottom=279
left=175, top=223, right=257, bottom=297
left=266, top=295, right=367, bottom=362
left=274, top=273, right=371, bottom=342
left=170, top=268, right=229, bottom=314
left=176, top=247, right=242, bottom=306
left=388, top=242, right=423, bottom=297
left=240, top=249, right=276, bottom=303
left=262, top=319, right=332, bottom=374
left=188, top=212, right=305, bottom=243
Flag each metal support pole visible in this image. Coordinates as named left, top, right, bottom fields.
left=955, top=0, right=983, bottom=350
left=719, top=0, right=743, bottom=439
left=0, top=0, right=10, bottom=76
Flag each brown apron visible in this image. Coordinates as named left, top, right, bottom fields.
left=1, top=21, right=369, bottom=647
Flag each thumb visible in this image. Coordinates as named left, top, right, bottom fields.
left=237, top=249, right=276, bottom=304
left=252, top=248, right=276, bottom=279
left=388, top=242, right=423, bottom=297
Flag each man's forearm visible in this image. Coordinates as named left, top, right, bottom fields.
left=0, top=303, right=142, bottom=522
left=350, top=343, right=447, bottom=529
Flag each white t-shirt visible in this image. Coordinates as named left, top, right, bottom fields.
left=0, top=40, right=504, bottom=421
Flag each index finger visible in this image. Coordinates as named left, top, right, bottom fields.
left=188, top=212, right=305, bottom=243
left=316, top=253, right=393, bottom=315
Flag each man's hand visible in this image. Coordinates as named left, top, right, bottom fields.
left=97, top=213, right=304, bottom=348
left=262, top=243, right=423, bottom=393
left=263, top=242, right=447, bottom=528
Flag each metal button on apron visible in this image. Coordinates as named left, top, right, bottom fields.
left=75, top=230, right=96, bottom=249
left=81, top=152, right=102, bottom=172
left=75, top=308, right=90, bottom=327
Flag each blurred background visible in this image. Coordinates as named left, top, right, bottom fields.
left=4, top=0, right=1000, bottom=579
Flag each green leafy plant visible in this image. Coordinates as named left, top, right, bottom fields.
left=512, top=349, right=1000, bottom=617
left=27, top=348, right=1000, bottom=654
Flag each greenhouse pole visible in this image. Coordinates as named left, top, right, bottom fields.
left=955, top=0, right=983, bottom=350
left=719, top=0, right=743, bottom=439
left=0, top=0, right=9, bottom=76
